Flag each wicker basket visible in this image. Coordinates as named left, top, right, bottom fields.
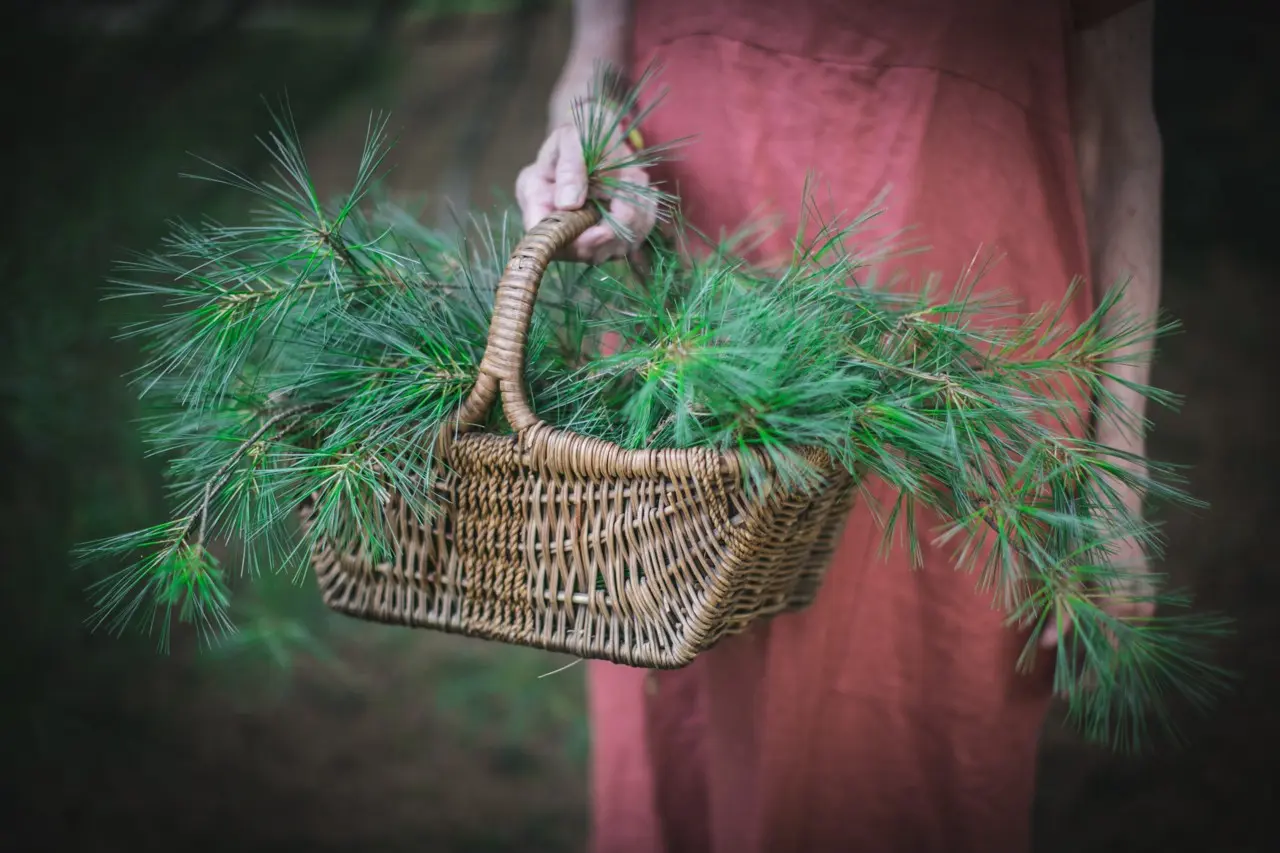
left=302, top=208, right=859, bottom=668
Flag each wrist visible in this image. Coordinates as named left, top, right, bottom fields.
left=548, top=66, right=644, bottom=151
left=549, top=57, right=628, bottom=131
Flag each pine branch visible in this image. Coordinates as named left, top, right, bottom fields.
left=73, top=71, right=1232, bottom=751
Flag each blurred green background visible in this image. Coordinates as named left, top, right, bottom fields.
left=0, top=1, right=1276, bottom=851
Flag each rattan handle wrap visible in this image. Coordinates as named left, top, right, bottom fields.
left=454, top=207, right=600, bottom=432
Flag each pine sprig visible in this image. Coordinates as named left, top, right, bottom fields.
left=75, top=69, right=1231, bottom=751
left=571, top=61, right=688, bottom=242
left=77, top=527, right=233, bottom=652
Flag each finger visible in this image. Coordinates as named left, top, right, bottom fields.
left=600, top=201, right=657, bottom=253
left=581, top=168, right=654, bottom=247
left=632, top=198, right=658, bottom=245
left=534, top=129, right=563, bottom=173
left=609, top=168, right=658, bottom=243
left=613, top=196, right=658, bottom=248
left=561, top=223, right=618, bottom=262
left=589, top=238, right=629, bottom=266
left=516, top=170, right=555, bottom=232
left=523, top=200, right=554, bottom=233
left=553, top=128, right=588, bottom=210
left=524, top=133, right=563, bottom=203
left=1040, top=608, right=1074, bottom=650
left=516, top=165, right=553, bottom=228
left=577, top=223, right=617, bottom=248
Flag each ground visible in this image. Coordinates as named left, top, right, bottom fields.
left=1, top=4, right=1276, bottom=852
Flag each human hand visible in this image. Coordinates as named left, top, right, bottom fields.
left=1039, top=533, right=1157, bottom=650
left=515, top=116, right=657, bottom=264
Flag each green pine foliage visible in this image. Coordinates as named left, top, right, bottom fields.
left=73, top=69, right=1232, bottom=751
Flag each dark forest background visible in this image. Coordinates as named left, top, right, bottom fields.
left=1, top=1, right=1276, bottom=850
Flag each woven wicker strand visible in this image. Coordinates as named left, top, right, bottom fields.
left=301, top=208, right=859, bottom=668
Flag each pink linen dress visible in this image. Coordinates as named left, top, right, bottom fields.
left=587, top=2, right=1139, bottom=850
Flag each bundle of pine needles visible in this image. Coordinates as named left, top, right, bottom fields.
left=74, top=71, right=1231, bottom=751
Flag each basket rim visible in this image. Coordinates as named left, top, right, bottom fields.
left=442, top=419, right=838, bottom=482
left=448, top=209, right=840, bottom=485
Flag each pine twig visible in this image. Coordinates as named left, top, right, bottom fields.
left=194, top=402, right=320, bottom=547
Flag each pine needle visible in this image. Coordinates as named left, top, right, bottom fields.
left=74, top=67, right=1232, bottom=751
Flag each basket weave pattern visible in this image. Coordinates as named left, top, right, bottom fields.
left=304, top=209, right=858, bottom=668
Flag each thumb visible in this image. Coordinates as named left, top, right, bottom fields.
left=553, top=128, right=588, bottom=210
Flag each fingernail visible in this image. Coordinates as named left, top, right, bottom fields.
left=555, top=185, right=581, bottom=208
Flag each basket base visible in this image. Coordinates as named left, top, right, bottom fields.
left=302, top=433, right=859, bottom=668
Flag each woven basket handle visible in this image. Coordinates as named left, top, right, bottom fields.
left=454, top=206, right=601, bottom=432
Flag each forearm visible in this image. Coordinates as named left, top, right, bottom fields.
left=548, top=0, right=632, bottom=129
left=1083, top=135, right=1162, bottom=461
left=1071, top=1, right=1161, bottom=506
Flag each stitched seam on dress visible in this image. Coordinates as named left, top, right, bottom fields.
left=643, top=30, right=1071, bottom=132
